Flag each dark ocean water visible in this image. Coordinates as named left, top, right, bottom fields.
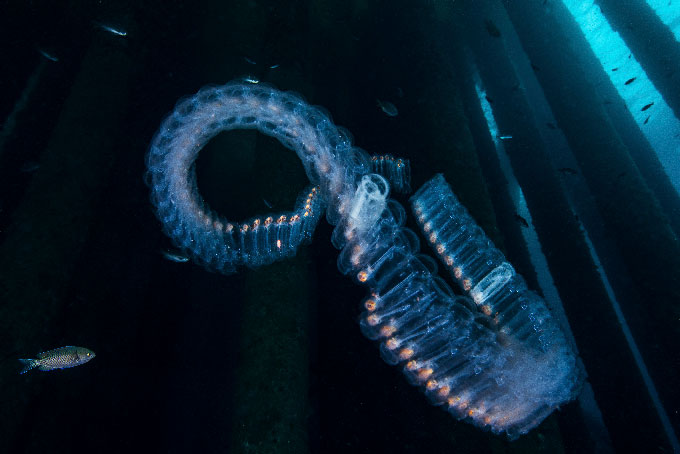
left=1, top=1, right=679, bottom=453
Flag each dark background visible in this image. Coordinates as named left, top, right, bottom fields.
left=1, top=0, right=679, bottom=453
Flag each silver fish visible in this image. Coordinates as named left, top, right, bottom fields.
left=93, top=21, right=127, bottom=37
left=38, top=49, right=58, bottom=62
left=161, top=249, right=189, bottom=263
left=19, top=346, right=95, bottom=374
left=376, top=99, right=398, bottom=117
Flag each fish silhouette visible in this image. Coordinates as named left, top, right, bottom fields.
left=513, top=214, right=529, bottom=228
left=376, top=99, right=398, bottom=117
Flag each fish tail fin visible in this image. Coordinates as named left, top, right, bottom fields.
left=18, top=358, right=38, bottom=374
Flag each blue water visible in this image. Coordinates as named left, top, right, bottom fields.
left=1, top=1, right=679, bottom=453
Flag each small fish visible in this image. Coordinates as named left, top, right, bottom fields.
left=624, top=77, right=636, bottom=85
left=558, top=167, right=578, bottom=175
left=641, top=102, right=654, bottom=111
left=244, top=56, right=257, bottom=65
left=484, top=19, right=501, bottom=38
left=269, top=64, right=280, bottom=69
left=485, top=95, right=494, bottom=104
left=498, top=135, right=513, bottom=140
left=513, top=214, right=529, bottom=228
left=19, top=346, right=95, bottom=374
left=376, top=99, right=398, bottom=117
left=94, top=22, right=127, bottom=37
left=263, top=198, right=273, bottom=209
left=546, top=122, right=557, bottom=129
left=611, top=67, right=619, bottom=71
left=531, top=63, right=541, bottom=72
left=643, top=115, right=650, bottom=125
left=161, top=249, right=189, bottom=263
left=38, top=49, right=58, bottom=62
left=244, top=76, right=260, bottom=84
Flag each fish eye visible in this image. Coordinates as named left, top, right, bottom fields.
left=86, top=353, right=90, bottom=356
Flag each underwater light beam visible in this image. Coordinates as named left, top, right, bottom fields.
left=561, top=0, right=680, bottom=194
